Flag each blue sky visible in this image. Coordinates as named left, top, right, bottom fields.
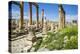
left=11, top=2, right=78, bottom=22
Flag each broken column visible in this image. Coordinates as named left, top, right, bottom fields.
left=42, top=9, right=44, bottom=28
left=51, top=23, right=55, bottom=32
left=19, top=1, right=24, bottom=29
left=55, top=24, right=58, bottom=32
left=43, top=17, right=47, bottom=34
left=59, top=4, right=65, bottom=30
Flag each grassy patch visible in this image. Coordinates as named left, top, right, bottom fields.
left=33, top=25, right=78, bottom=51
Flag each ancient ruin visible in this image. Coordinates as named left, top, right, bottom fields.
left=41, top=9, right=44, bottom=28
left=9, top=1, right=78, bottom=53
left=29, top=2, right=39, bottom=28
left=59, top=4, right=65, bottom=29
left=19, top=1, right=24, bottom=29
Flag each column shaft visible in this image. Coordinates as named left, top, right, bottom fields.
left=29, top=3, right=32, bottom=25
left=59, top=5, right=65, bottom=29
left=19, top=1, right=24, bottom=29
left=42, top=9, right=44, bottom=28
left=36, top=6, right=39, bottom=28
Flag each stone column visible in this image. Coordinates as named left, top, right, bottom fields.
left=29, top=2, right=32, bottom=25
left=51, top=23, right=54, bottom=32
left=19, top=1, right=24, bottom=29
left=59, top=4, right=65, bottom=29
left=42, top=9, right=44, bottom=28
left=59, top=4, right=61, bottom=29
left=63, top=11, right=65, bottom=28
left=43, top=17, right=47, bottom=34
left=36, top=6, right=39, bottom=28
left=55, top=24, right=58, bottom=32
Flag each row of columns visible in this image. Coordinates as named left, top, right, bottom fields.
left=19, top=3, right=65, bottom=30
left=11, top=1, right=65, bottom=30
left=18, top=2, right=40, bottom=29
left=29, top=2, right=39, bottom=28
